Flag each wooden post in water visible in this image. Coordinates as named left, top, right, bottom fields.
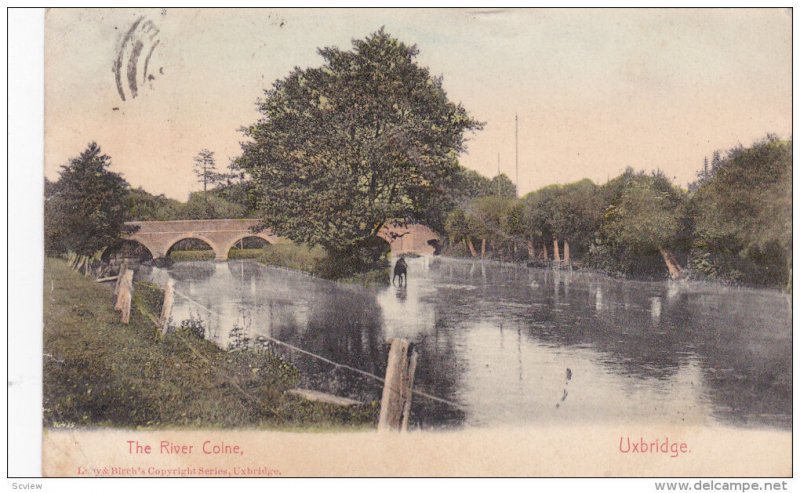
left=553, top=239, right=561, bottom=264
left=378, top=338, right=418, bottom=432
left=159, top=278, right=174, bottom=334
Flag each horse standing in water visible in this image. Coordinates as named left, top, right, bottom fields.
left=393, top=257, right=408, bottom=286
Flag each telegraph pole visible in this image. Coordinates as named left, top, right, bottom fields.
left=497, top=153, right=501, bottom=195
left=515, top=113, right=519, bottom=197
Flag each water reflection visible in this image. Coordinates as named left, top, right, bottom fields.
left=139, top=257, right=791, bottom=430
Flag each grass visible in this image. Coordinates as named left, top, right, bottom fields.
left=168, top=250, right=216, bottom=262
left=256, top=242, right=391, bottom=285
left=228, top=248, right=266, bottom=260
left=256, top=243, right=327, bottom=274
left=43, top=258, right=379, bottom=430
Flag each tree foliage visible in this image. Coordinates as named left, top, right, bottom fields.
left=238, top=28, right=482, bottom=254
left=126, top=187, right=251, bottom=221
left=193, top=149, right=220, bottom=194
left=489, top=173, right=517, bottom=199
left=125, top=187, right=183, bottom=221
left=45, top=142, right=132, bottom=256
left=689, top=136, right=792, bottom=286
left=600, top=172, right=686, bottom=253
left=424, top=165, right=499, bottom=235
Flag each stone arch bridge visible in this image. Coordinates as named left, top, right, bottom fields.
left=123, top=219, right=439, bottom=261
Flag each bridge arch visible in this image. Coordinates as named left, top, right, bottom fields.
left=101, top=239, right=154, bottom=262
left=165, top=236, right=216, bottom=260
left=221, top=233, right=276, bottom=259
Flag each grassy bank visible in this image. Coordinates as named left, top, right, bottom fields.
left=168, top=250, right=215, bottom=262
left=228, top=248, right=265, bottom=260
left=43, top=258, right=379, bottom=429
left=256, top=242, right=390, bottom=285
left=256, top=243, right=326, bottom=273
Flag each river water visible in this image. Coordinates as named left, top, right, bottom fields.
left=138, top=257, right=791, bottom=430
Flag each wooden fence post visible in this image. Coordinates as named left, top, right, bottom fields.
left=400, top=350, right=418, bottom=432
left=378, top=338, right=418, bottom=432
left=114, top=261, right=128, bottom=296
left=159, top=278, right=174, bottom=334
left=114, top=269, right=134, bottom=324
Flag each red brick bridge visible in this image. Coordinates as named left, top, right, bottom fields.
left=124, top=219, right=439, bottom=261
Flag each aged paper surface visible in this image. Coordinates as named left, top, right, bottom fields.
left=41, top=8, right=791, bottom=478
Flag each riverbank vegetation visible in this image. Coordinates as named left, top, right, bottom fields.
left=43, top=258, right=378, bottom=429
left=254, top=242, right=391, bottom=284
left=441, top=136, right=791, bottom=290
left=256, top=243, right=326, bottom=273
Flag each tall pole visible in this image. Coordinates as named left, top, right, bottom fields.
left=497, top=153, right=501, bottom=195
left=515, top=113, right=519, bottom=197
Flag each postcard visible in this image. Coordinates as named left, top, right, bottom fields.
left=36, top=7, right=791, bottom=478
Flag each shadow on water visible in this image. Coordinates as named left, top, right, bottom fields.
left=139, top=257, right=791, bottom=430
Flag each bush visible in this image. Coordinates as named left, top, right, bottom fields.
left=257, top=243, right=326, bottom=274
left=175, top=317, right=206, bottom=340
left=168, top=250, right=216, bottom=262
left=316, top=237, right=390, bottom=280
left=227, top=248, right=264, bottom=260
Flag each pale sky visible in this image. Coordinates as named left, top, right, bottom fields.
left=44, top=8, right=792, bottom=200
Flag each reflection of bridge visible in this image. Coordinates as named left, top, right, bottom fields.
left=124, top=219, right=439, bottom=261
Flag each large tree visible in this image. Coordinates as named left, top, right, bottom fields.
left=597, top=171, right=688, bottom=279
left=45, top=142, right=132, bottom=256
left=239, top=28, right=482, bottom=257
left=690, top=136, right=792, bottom=287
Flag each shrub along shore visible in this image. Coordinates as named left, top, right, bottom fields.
left=254, top=242, right=391, bottom=285
left=43, top=257, right=379, bottom=430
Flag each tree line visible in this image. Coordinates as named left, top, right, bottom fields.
left=442, top=136, right=791, bottom=289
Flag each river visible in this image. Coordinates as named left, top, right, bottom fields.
left=138, top=256, right=791, bottom=430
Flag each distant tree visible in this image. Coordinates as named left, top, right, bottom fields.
left=423, top=165, right=495, bottom=236
left=547, top=179, right=603, bottom=259
left=490, top=173, right=517, bottom=198
left=519, top=184, right=563, bottom=257
left=710, top=150, right=722, bottom=173
left=462, top=195, right=516, bottom=258
left=126, top=187, right=183, bottom=221
left=444, top=208, right=477, bottom=256
left=44, top=142, right=132, bottom=256
left=238, top=28, right=482, bottom=270
left=213, top=181, right=261, bottom=217
left=179, top=192, right=247, bottom=220
left=193, top=149, right=219, bottom=195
